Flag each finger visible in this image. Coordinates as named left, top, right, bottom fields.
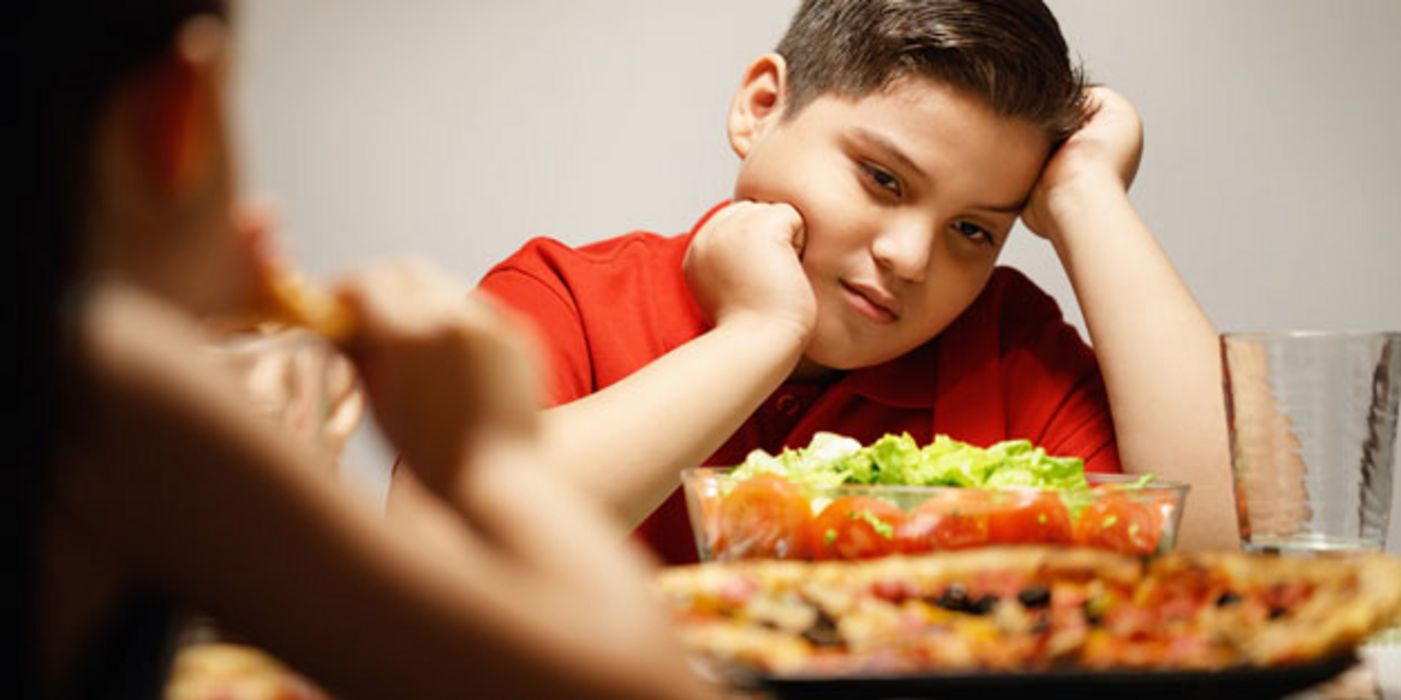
left=763, top=202, right=805, bottom=252
left=336, top=259, right=445, bottom=336
left=323, top=387, right=365, bottom=453
left=234, top=196, right=285, bottom=277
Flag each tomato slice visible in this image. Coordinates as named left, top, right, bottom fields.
left=715, top=475, right=813, bottom=560
left=986, top=491, right=1073, bottom=545
left=896, top=490, right=990, bottom=553
left=1073, top=494, right=1163, bottom=555
left=809, top=496, right=905, bottom=560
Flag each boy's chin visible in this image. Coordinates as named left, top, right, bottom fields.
left=800, top=344, right=898, bottom=376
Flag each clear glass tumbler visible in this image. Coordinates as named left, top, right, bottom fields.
left=1221, top=331, right=1399, bottom=556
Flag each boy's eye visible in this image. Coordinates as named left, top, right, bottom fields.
left=859, top=162, right=903, bottom=198
left=953, top=220, right=996, bottom=246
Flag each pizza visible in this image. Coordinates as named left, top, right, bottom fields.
left=655, top=547, right=1401, bottom=677
left=165, top=643, right=330, bottom=700
left=260, top=268, right=355, bottom=344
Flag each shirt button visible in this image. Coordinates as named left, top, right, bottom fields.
left=775, top=394, right=801, bottom=417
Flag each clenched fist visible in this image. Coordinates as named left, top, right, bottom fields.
left=683, top=201, right=816, bottom=343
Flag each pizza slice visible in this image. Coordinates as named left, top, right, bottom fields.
left=257, top=267, right=356, bottom=344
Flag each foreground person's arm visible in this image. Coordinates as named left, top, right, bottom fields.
left=61, top=280, right=718, bottom=700
left=1023, top=87, right=1238, bottom=550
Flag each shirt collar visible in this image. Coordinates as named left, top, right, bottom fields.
left=688, top=200, right=733, bottom=238
left=840, top=338, right=942, bottom=408
left=837, top=271, right=1005, bottom=410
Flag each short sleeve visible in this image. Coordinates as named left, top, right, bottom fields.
left=477, top=265, right=593, bottom=406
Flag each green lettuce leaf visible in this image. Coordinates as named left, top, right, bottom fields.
left=721, top=432, right=1099, bottom=494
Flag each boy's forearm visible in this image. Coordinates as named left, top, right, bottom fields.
left=1046, top=177, right=1239, bottom=550
left=540, top=314, right=808, bottom=527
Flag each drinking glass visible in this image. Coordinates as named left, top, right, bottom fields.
left=1221, top=331, right=1399, bottom=556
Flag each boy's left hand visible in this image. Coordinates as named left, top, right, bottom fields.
left=1022, top=87, right=1143, bottom=242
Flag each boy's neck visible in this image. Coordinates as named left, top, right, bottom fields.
left=788, top=356, right=842, bottom=384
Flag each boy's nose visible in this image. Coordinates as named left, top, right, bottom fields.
left=870, top=223, right=932, bottom=283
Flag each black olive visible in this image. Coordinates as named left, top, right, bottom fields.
left=1215, top=592, right=1242, bottom=607
left=966, top=595, right=999, bottom=616
left=1269, top=607, right=1288, bottom=620
left=934, top=584, right=969, bottom=612
left=801, top=610, right=845, bottom=648
left=1017, top=585, right=1052, bottom=609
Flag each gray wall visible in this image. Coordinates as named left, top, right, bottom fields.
left=235, top=1, right=1401, bottom=547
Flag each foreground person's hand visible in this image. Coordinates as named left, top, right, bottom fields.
left=337, top=259, right=540, bottom=495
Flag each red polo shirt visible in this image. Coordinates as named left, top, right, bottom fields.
left=479, top=205, right=1121, bottom=564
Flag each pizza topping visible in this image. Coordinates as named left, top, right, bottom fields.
left=800, top=610, right=845, bottom=648
left=745, top=592, right=817, bottom=633
left=1017, top=585, right=1052, bottom=609
left=870, top=579, right=914, bottom=604
left=1215, top=591, right=1242, bottom=607
left=719, top=576, right=758, bottom=605
left=1080, top=583, right=1116, bottom=627
left=923, top=584, right=1001, bottom=617
left=931, top=583, right=968, bottom=611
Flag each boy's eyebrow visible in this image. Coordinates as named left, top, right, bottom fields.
left=852, top=127, right=1027, bottom=214
left=851, top=127, right=924, bottom=180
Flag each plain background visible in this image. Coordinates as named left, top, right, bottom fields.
left=234, top=1, right=1401, bottom=548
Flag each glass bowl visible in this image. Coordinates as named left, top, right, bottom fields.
left=682, top=468, right=1188, bottom=561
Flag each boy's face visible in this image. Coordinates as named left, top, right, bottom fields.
left=730, top=63, right=1050, bottom=372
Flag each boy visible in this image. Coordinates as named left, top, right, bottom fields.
left=473, top=0, right=1237, bottom=561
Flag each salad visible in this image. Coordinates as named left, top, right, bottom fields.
left=725, top=432, right=1093, bottom=491
left=685, top=432, right=1185, bottom=561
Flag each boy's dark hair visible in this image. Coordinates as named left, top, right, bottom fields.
left=776, top=0, right=1087, bottom=140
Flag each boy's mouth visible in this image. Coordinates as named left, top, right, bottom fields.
left=840, top=280, right=900, bottom=325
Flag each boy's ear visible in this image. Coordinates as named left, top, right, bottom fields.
left=727, top=53, right=789, bottom=159
left=138, top=16, right=228, bottom=195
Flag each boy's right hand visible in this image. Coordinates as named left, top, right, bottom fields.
left=683, top=201, right=816, bottom=343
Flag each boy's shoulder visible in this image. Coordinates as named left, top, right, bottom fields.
left=487, top=203, right=728, bottom=281
left=954, top=265, right=1084, bottom=355
left=487, top=230, right=689, bottom=279
left=983, top=266, right=1062, bottom=319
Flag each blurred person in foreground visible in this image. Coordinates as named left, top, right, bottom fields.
left=6, top=2, right=719, bottom=698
